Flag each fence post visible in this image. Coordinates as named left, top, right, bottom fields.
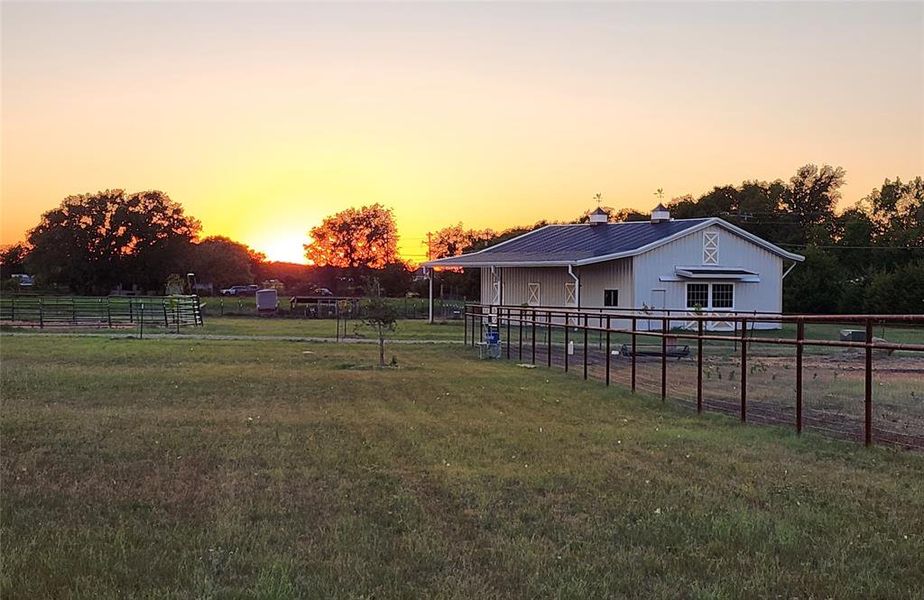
left=196, top=295, right=205, bottom=326
left=546, top=311, right=552, bottom=368
left=10, top=296, right=14, bottom=322
left=605, top=315, right=611, bottom=386
left=865, top=318, right=873, bottom=446
left=631, top=317, right=637, bottom=393
left=564, top=317, right=570, bottom=373
left=582, top=313, right=588, bottom=380
left=129, top=299, right=134, bottom=323
left=518, top=309, right=523, bottom=361
left=505, top=308, right=511, bottom=359
left=796, top=319, right=804, bottom=434
left=139, top=302, right=144, bottom=340
left=531, top=310, right=536, bottom=365
left=740, top=317, right=748, bottom=422
left=464, top=305, right=468, bottom=346
left=107, top=298, right=112, bottom=328
left=661, top=316, right=667, bottom=402
left=176, top=301, right=180, bottom=334
left=163, top=301, right=169, bottom=327
left=39, top=298, right=43, bottom=329
left=697, top=318, right=704, bottom=413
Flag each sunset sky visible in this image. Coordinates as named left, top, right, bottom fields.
left=2, top=2, right=922, bottom=264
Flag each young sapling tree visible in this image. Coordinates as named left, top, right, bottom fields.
left=361, top=279, right=399, bottom=367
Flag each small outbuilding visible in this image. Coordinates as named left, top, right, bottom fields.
left=423, top=206, right=804, bottom=330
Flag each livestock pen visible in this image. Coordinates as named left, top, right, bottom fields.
left=464, top=304, right=924, bottom=450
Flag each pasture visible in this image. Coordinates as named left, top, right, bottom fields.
left=2, top=331, right=923, bottom=598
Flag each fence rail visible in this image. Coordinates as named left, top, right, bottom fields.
left=0, top=295, right=204, bottom=332
left=464, top=303, right=924, bottom=450
left=199, top=295, right=465, bottom=320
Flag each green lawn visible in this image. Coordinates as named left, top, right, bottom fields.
left=1, top=335, right=923, bottom=598
left=199, top=316, right=465, bottom=340
left=1, top=317, right=466, bottom=341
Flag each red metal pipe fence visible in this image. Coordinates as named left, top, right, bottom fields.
left=463, top=303, right=924, bottom=450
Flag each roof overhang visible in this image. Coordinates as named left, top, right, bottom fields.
left=676, top=266, right=760, bottom=280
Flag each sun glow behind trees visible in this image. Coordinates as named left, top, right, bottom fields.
left=2, top=2, right=922, bottom=260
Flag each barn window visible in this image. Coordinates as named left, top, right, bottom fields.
left=687, top=283, right=734, bottom=310
left=565, top=282, right=577, bottom=306
left=686, top=284, right=709, bottom=309
left=603, top=289, right=619, bottom=307
left=527, top=283, right=541, bottom=306
left=703, top=231, right=719, bottom=264
left=712, top=283, right=734, bottom=309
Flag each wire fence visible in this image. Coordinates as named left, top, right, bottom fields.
left=0, top=295, right=204, bottom=334
left=200, top=295, right=466, bottom=320
left=464, top=304, right=924, bottom=450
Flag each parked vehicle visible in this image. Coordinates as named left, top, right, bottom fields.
left=11, top=274, right=34, bottom=287
left=220, top=284, right=259, bottom=296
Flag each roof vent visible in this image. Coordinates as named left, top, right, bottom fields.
left=651, top=203, right=670, bottom=224
left=589, top=207, right=608, bottom=225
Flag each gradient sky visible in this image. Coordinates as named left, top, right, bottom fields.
left=3, top=2, right=922, bottom=263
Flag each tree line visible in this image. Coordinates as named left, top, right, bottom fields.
left=1, top=163, right=921, bottom=313
left=428, top=164, right=924, bottom=313
left=0, top=194, right=415, bottom=296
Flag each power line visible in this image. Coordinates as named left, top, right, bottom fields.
left=777, top=243, right=923, bottom=250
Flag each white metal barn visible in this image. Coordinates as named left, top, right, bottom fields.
left=424, top=206, right=804, bottom=330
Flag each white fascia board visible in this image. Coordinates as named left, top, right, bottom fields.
left=425, top=259, right=575, bottom=268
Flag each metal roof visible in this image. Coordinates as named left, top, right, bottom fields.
left=424, top=217, right=804, bottom=268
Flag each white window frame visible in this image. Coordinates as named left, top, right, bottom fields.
left=710, top=282, right=735, bottom=310
left=527, top=282, right=541, bottom=306
left=685, top=282, right=735, bottom=310
left=703, top=231, right=719, bottom=265
left=564, top=282, right=577, bottom=307
left=603, top=289, right=619, bottom=307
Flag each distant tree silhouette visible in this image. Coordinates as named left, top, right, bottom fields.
left=190, top=236, right=262, bottom=289
left=26, top=189, right=200, bottom=294
left=782, top=164, right=845, bottom=245
left=0, top=243, right=30, bottom=278
left=305, top=204, right=399, bottom=271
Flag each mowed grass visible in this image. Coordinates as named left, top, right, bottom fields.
left=199, top=317, right=465, bottom=340
left=1, top=336, right=923, bottom=599
left=1, top=317, right=465, bottom=341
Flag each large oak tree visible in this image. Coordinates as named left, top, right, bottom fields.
left=26, top=189, right=200, bottom=294
left=304, top=204, right=399, bottom=270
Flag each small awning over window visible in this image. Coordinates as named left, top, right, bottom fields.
left=674, top=266, right=759, bottom=282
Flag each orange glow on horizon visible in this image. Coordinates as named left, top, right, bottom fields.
left=2, top=2, right=922, bottom=258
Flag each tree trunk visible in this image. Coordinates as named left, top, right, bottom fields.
left=378, top=325, right=386, bottom=367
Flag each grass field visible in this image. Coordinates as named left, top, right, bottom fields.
left=2, top=334, right=923, bottom=598
left=1, top=317, right=466, bottom=341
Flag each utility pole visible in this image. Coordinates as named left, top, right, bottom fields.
left=426, top=232, right=434, bottom=324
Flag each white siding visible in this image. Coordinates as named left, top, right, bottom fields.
left=577, top=258, right=634, bottom=309
left=632, top=225, right=784, bottom=329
